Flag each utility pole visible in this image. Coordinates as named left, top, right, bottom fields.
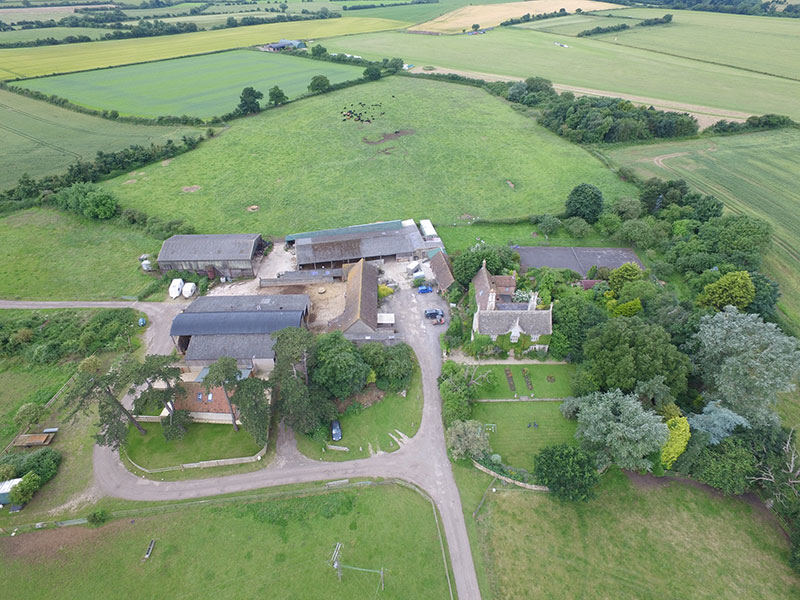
left=328, top=542, right=384, bottom=590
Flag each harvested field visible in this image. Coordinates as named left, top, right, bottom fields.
left=415, top=0, right=622, bottom=33
left=0, top=4, right=113, bottom=23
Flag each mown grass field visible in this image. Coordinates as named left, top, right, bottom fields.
left=471, top=401, right=576, bottom=471
left=604, top=128, right=800, bottom=334
left=0, top=17, right=408, bottom=80
left=592, top=8, right=800, bottom=80
left=473, top=364, right=576, bottom=399
left=296, top=368, right=423, bottom=461
left=0, top=88, right=198, bottom=190
left=0, top=26, right=107, bottom=43
left=455, top=466, right=800, bottom=599
left=0, top=483, right=454, bottom=600
left=19, top=50, right=366, bottom=117
left=322, top=27, right=800, bottom=118
left=104, top=77, right=634, bottom=234
left=125, top=422, right=262, bottom=469
left=0, top=208, right=161, bottom=300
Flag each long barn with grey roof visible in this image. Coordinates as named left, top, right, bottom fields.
left=289, top=220, right=428, bottom=268
left=171, top=294, right=308, bottom=372
left=157, top=234, right=265, bottom=278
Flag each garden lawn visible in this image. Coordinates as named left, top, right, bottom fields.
left=322, top=27, right=800, bottom=119
left=473, top=363, right=575, bottom=399
left=0, top=17, right=407, bottom=79
left=0, top=209, right=162, bottom=300
left=296, top=368, right=423, bottom=461
left=604, top=128, right=800, bottom=335
left=0, top=88, right=198, bottom=190
left=124, top=422, right=261, bottom=469
left=469, top=468, right=800, bottom=599
left=0, top=483, right=453, bottom=600
left=437, top=221, right=613, bottom=253
left=104, top=76, right=634, bottom=234
left=470, top=401, right=576, bottom=471
left=19, top=50, right=367, bottom=118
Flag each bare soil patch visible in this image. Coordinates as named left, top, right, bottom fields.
left=123, top=179, right=136, bottom=185
left=161, top=159, right=172, bottom=166
left=362, top=129, right=415, bottom=145
left=181, top=185, right=202, bottom=193
left=417, top=0, right=623, bottom=33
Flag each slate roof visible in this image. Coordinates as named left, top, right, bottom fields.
left=185, top=334, right=275, bottom=361
left=475, top=309, right=552, bottom=337
left=183, top=294, right=309, bottom=314
left=170, top=311, right=303, bottom=336
left=472, top=263, right=493, bottom=311
left=158, top=234, right=261, bottom=263
left=294, top=223, right=424, bottom=266
left=430, top=251, right=455, bottom=291
left=335, top=259, right=379, bottom=332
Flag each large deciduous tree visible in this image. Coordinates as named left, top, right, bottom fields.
left=582, top=317, right=690, bottom=397
left=308, top=75, right=331, bottom=93
left=446, top=420, right=491, bottom=460
left=692, top=307, right=800, bottom=426
left=565, top=183, right=604, bottom=224
left=204, top=357, right=241, bottom=431
left=238, top=86, right=263, bottom=114
left=575, top=390, right=669, bottom=471
left=452, top=245, right=515, bottom=287
left=533, top=444, right=599, bottom=501
left=231, top=377, right=271, bottom=446
left=687, top=402, right=749, bottom=445
left=550, top=290, right=608, bottom=362
left=268, top=85, right=287, bottom=106
left=311, top=332, right=370, bottom=399
left=697, top=270, right=755, bottom=311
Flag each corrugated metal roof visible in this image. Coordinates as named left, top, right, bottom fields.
left=185, top=334, right=275, bottom=360
left=158, top=234, right=261, bottom=263
left=287, top=220, right=403, bottom=242
left=170, top=311, right=303, bottom=336
left=295, top=224, right=424, bottom=266
left=184, top=294, right=309, bottom=314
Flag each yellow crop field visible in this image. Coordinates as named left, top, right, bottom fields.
left=416, top=0, right=622, bottom=33
left=0, top=17, right=407, bottom=80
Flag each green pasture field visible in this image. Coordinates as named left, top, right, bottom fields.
left=103, top=77, right=634, bottom=234
left=322, top=27, right=800, bottom=119
left=0, top=17, right=408, bottom=80
left=19, top=50, right=366, bottom=117
left=513, top=13, right=638, bottom=35
left=0, top=360, right=74, bottom=448
left=592, top=8, right=800, bottom=80
left=125, top=422, right=261, bottom=468
left=296, top=368, right=423, bottom=461
left=456, top=465, right=800, bottom=599
left=0, top=4, right=89, bottom=23
left=437, top=221, right=613, bottom=253
left=0, top=26, right=107, bottom=43
left=604, top=128, right=800, bottom=334
left=0, top=209, right=161, bottom=300
left=0, top=88, right=198, bottom=190
left=0, top=483, right=454, bottom=600
left=471, top=401, right=576, bottom=471
left=472, top=364, right=576, bottom=400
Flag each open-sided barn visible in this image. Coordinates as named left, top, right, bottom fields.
left=157, top=233, right=265, bottom=278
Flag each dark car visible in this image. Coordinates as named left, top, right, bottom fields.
left=424, top=308, right=444, bottom=319
left=331, top=420, right=342, bottom=442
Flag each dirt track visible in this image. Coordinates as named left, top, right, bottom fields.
left=409, top=66, right=750, bottom=127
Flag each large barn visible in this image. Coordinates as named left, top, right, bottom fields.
left=170, top=294, right=309, bottom=373
left=157, top=234, right=265, bottom=279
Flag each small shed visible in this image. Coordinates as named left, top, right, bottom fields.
left=157, top=234, right=264, bottom=279
left=0, top=478, right=22, bottom=504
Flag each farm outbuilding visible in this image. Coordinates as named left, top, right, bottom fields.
left=170, top=294, right=309, bottom=373
left=333, top=259, right=380, bottom=336
left=157, top=234, right=265, bottom=279
left=265, top=39, right=307, bottom=51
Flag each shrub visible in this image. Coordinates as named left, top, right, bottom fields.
left=565, top=183, right=604, bottom=224
left=446, top=420, right=491, bottom=460
left=53, top=182, right=118, bottom=220
left=533, top=444, right=599, bottom=501
left=0, top=447, right=62, bottom=484
left=660, top=416, right=690, bottom=469
left=378, top=284, right=394, bottom=300
left=564, top=216, right=590, bottom=238
left=87, top=508, right=111, bottom=526
left=14, top=402, right=44, bottom=429
left=0, top=463, right=16, bottom=480
left=9, top=471, right=41, bottom=505
left=161, top=409, right=192, bottom=441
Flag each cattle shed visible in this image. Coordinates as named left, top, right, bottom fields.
left=157, top=234, right=265, bottom=278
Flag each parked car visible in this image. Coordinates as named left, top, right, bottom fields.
left=424, top=308, right=444, bottom=319
left=418, top=285, right=433, bottom=294
left=331, top=420, right=342, bottom=442
left=168, top=278, right=184, bottom=299
left=137, top=317, right=147, bottom=327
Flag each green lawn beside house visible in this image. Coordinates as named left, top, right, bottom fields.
left=472, top=363, right=575, bottom=400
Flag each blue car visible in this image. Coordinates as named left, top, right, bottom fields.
left=418, top=285, right=433, bottom=294
left=331, top=420, right=342, bottom=442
